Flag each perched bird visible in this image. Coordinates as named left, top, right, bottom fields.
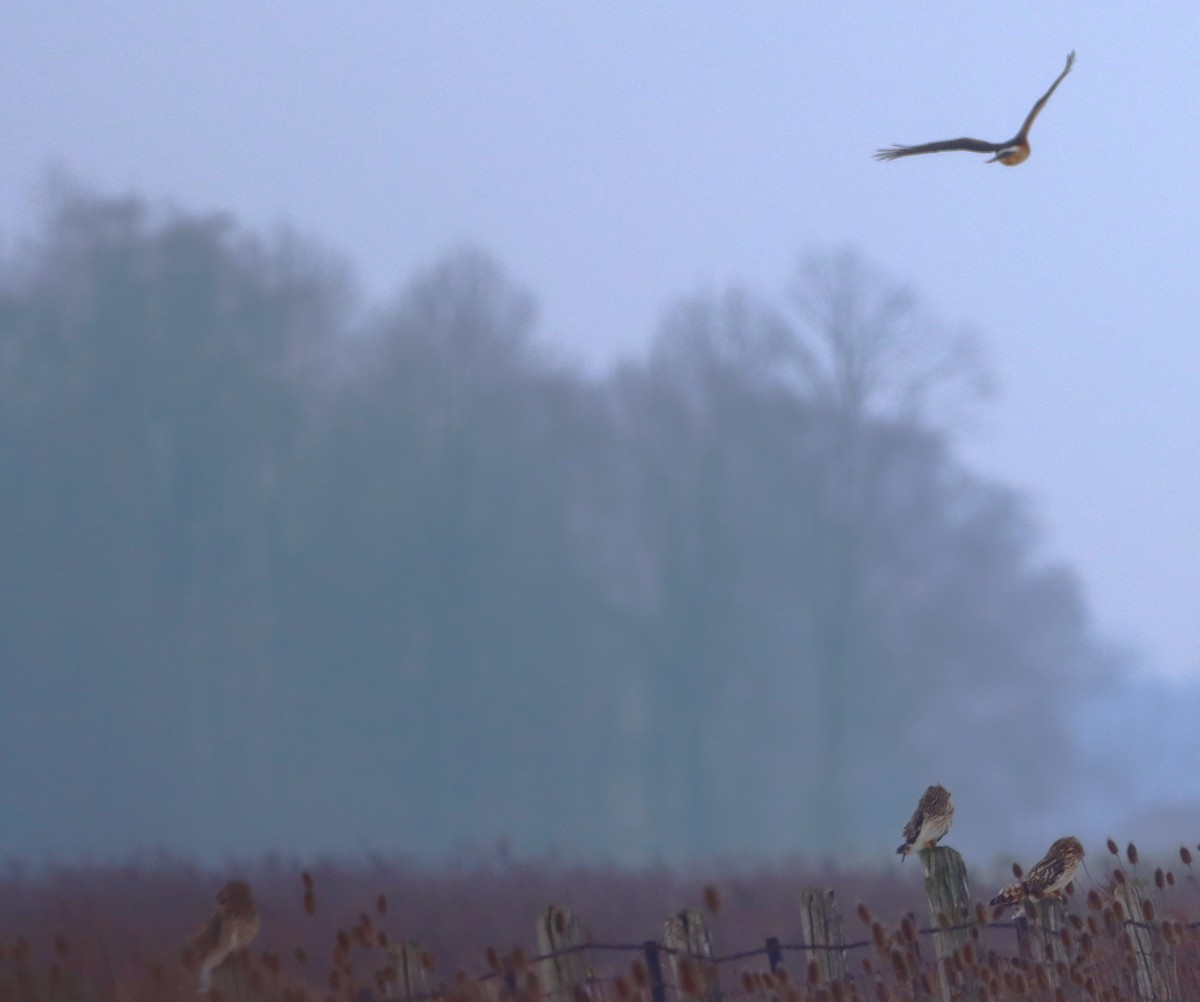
left=876, top=51, right=1074, bottom=166
left=187, top=879, right=262, bottom=992
left=896, top=784, right=954, bottom=860
left=989, top=836, right=1085, bottom=907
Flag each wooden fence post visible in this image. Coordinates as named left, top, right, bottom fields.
left=1013, top=898, right=1073, bottom=996
left=537, top=905, right=591, bottom=1000
left=799, top=887, right=848, bottom=985
left=662, top=909, right=721, bottom=1002
left=642, top=940, right=668, bottom=1002
left=383, top=941, right=434, bottom=1001
left=209, top=955, right=268, bottom=1002
left=764, top=937, right=783, bottom=974
left=1116, top=879, right=1179, bottom=1001
left=1038, top=898, right=1070, bottom=970
left=919, top=846, right=979, bottom=1002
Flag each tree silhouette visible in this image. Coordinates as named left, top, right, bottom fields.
left=0, top=190, right=1117, bottom=861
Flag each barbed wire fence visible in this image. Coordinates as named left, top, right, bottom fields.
left=369, top=846, right=1200, bottom=1002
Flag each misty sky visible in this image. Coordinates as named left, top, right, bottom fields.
left=3, top=2, right=1197, bottom=680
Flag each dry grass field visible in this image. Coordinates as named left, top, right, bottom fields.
left=1, top=843, right=1198, bottom=1001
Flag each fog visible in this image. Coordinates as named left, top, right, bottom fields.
left=4, top=4, right=1200, bottom=870
left=1, top=189, right=1182, bottom=867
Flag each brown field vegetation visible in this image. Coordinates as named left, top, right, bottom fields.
left=2, top=843, right=1200, bottom=1001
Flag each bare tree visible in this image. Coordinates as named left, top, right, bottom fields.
left=785, top=251, right=993, bottom=851
left=789, top=249, right=991, bottom=428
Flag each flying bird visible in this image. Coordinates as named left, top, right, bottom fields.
left=989, top=836, right=1085, bottom=907
left=896, top=784, right=954, bottom=860
left=187, top=879, right=262, bottom=992
left=875, top=51, right=1074, bottom=165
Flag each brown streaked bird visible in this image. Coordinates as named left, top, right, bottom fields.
left=989, top=836, right=1085, bottom=907
left=876, top=51, right=1074, bottom=166
left=187, top=879, right=262, bottom=992
left=896, top=784, right=954, bottom=860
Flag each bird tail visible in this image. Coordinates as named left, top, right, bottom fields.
left=988, top=882, right=1025, bottom=908
left=896, top=842, right=911, bottom=860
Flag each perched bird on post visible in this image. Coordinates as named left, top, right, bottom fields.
left=896, top=784, right=954, bottom=860
left=989, top=836, right=1085, bottom=907
left=187, top=879, right=261, bottom=992
left=875, top=51, right=1074, bottom=165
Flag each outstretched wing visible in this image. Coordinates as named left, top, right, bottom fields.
left=1016, top=50, right=1075, bottom=139
left=874, top=137, right=1001, bottom=161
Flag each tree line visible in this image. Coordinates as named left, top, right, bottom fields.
left=0, top=189, right=1116, bottom=862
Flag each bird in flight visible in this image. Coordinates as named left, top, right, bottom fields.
left=875, top=51, right=1074, bottom=166
left=989, top=836, right=1085, bottom=907
left=896, top=784, right=954, bottom=860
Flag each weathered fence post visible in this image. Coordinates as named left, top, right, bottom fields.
left=538, top=905, right=591, bottom=1000
left=1013, top=898, right=1073, bottom=996
left=1038, top=898, right=1070, bottom=969
left=643, top=940, right=668, bottom=1002
left=799, top=887, right=848, bottom=985
left=662, top=909, right=721, bottom=1002
left=209, top=957, right=260, bottom=1002
left=764, top=937, right=783, bottom=974
left=384, top=941, right=434, bottom=1001
left=919, top=846, right=979, bottom=1002
left=1115, top=879, right=1179, bottom=1001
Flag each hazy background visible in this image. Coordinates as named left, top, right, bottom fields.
left=2, top=2, right=1198, bottom=867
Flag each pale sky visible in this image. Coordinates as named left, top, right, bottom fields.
left=3, top=2, right=1197, bottom=679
